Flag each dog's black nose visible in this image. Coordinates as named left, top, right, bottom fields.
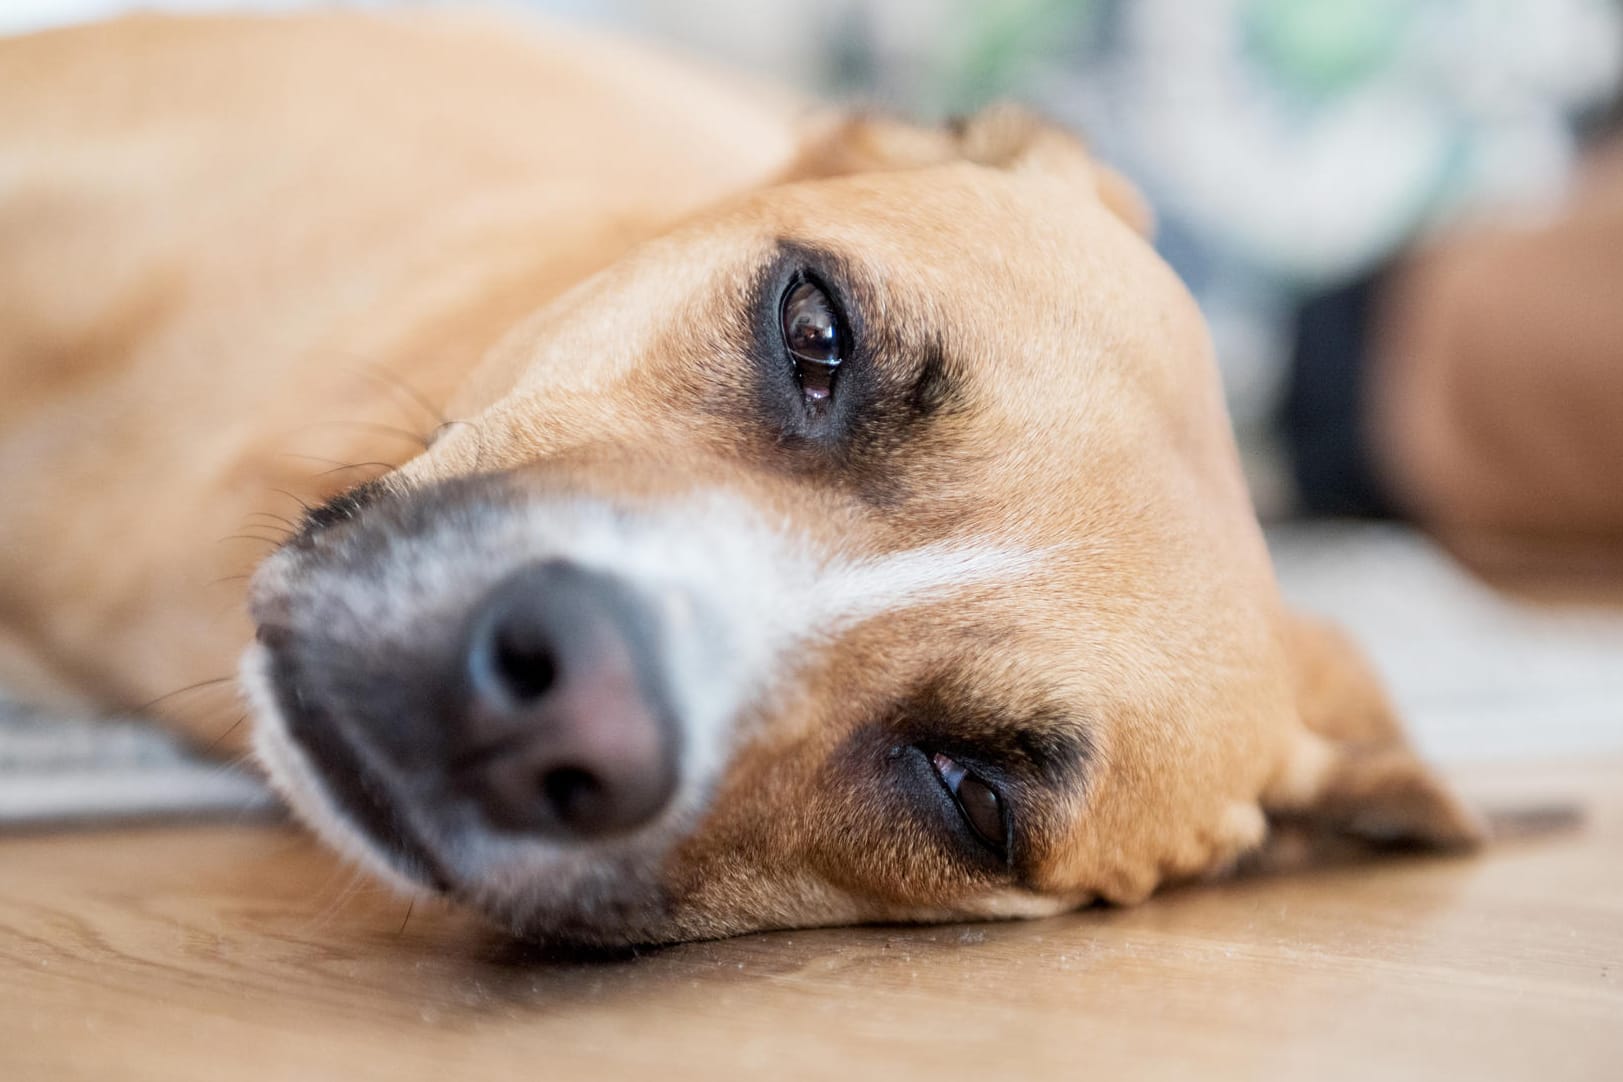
left=457, top=559, right=678, bottom=840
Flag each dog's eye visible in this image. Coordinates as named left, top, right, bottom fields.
left=930, top=751, right=1007, bottom=854
left=780, top=278, right=844, bottom=402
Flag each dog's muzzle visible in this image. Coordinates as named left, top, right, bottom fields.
left=241, top=478, right=803, bottom=924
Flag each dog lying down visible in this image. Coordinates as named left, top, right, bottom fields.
left=0, top=12, right=1501, bottom=947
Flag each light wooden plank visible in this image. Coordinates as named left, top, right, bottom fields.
left=1, top=758, right=1619, bottom=1082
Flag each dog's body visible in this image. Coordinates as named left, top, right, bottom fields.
left=0, top=12, right=1482, bottom=946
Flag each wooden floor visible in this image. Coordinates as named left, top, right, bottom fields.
left=2, top=758, right=1620, bottom=1082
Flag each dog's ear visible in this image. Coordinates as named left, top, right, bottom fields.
left=788, top=103, right=1153, bottom=238
left=1262, top=612, right=1486, bottom=850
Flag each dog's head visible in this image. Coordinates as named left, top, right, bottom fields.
left=244, top=107, right=1481, bottom=946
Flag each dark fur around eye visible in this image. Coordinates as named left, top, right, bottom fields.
left=891, top=680, right=1095, bottom=791
left=743, top=244, right=864, bottom=442
left=724, top=240, right=972, bottom=507
left=820, top=678, right=1094, bottom=883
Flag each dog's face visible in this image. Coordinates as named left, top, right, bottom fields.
left=244, top=110, right=1481, bottom=946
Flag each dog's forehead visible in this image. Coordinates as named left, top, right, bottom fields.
left=437, top=161, right=1231, bottom=512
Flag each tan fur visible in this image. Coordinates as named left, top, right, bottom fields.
left=0, top=11, right=1477, bottom=944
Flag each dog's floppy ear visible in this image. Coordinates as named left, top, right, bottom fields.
left=1262, top=612, right=1486, bottom=850
left=788, top=103, right=1153, bottom=238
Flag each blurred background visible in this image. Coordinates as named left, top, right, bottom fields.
left=9, top=0, right=1620, bottom=503
left=2, top=0, right=1620, bottom=814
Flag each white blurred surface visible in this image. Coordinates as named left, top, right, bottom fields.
left=1270, top=522, right=1623, bottom=763
left=2, top=0, right=307, bottom=33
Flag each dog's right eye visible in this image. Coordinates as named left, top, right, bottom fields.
left=780, top=278, right=846, bottom=403
left=930, top=750, right=1009, bottom=857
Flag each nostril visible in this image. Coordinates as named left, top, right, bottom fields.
left=492, top=624, right=557, bottom=703
left=457, top=560, right=680, bottom=840
left=539, top=766, right=609, bottom=830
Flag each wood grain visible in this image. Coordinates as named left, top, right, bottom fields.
left=2, top=758, right=1620, bottom=1082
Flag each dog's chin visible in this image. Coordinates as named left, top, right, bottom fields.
left=240, top=642, right=690, bottom=945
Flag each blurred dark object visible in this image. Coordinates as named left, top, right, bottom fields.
left=1280, top=268, right=1397, bottom=519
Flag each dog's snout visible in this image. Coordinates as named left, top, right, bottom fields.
left=457, top=559, right=679, bottom=840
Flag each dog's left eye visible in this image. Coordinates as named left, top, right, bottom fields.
left=780, top=278, right=845, bottom=402
left=930, top=751, right=1008, bottom=855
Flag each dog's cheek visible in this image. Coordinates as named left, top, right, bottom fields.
left=688, top=859, right=887, bottom=942
left=655, top=783, right=880, bottom=940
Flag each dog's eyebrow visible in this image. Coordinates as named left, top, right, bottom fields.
left=828, top=251, right=967, bottom=431
left=903, top=338, right=958, bottom=424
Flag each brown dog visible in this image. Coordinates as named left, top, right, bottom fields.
left=0, top=11, right=1483, bottom=946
